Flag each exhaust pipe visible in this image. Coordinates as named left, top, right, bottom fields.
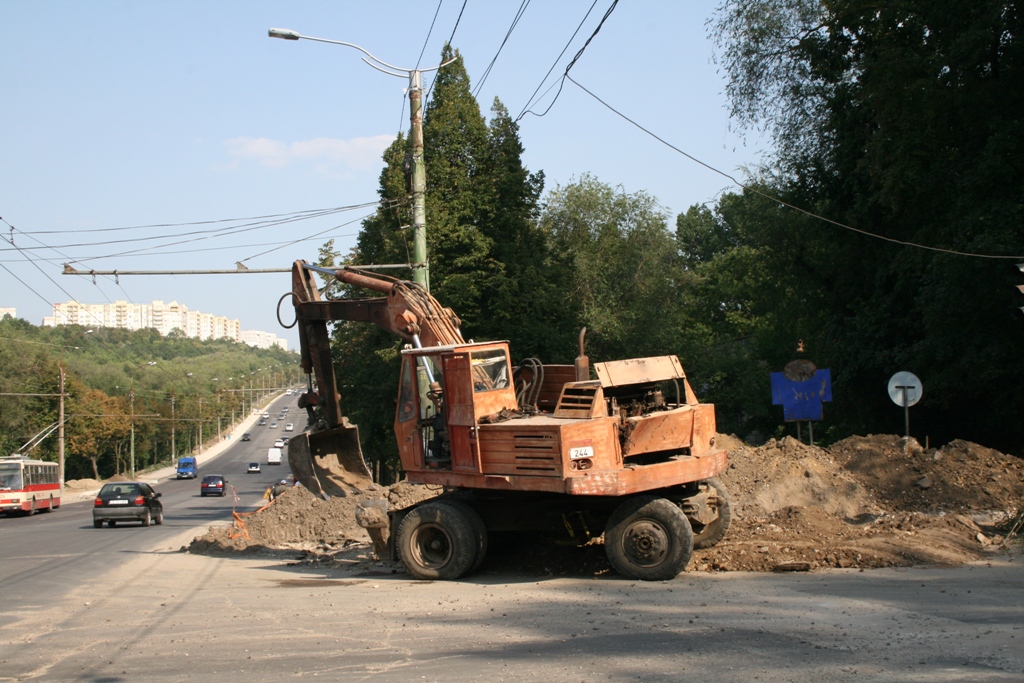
left=575, top=327, right=590, bottom=382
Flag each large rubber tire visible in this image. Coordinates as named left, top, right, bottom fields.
left=154, top=511, right=164, bottom=525
left=141, top=510, right=151, bottom=527
left=25, top=498, right=35, bottom=517
left=441, top=500, right=488, bottom=572
left=605, top=496, right=694, bottom=581
left=108, top=520, right=117, bottom=528
left=93, top=519, right=103, bottom=528
left=691, top=477, right=733, bottom=549
left=397, top=502, right=477, bottom=580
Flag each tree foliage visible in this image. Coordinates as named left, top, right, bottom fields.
left=319, top=8, right=1024, bottom=471
left=706, top=0, right=1024, bottom=450
left=0, top=316, right=301, bottom=479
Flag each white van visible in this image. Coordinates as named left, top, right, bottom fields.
left=267, top=447, right=282, bottom=466
left=284, top=423, right=294, bottom=432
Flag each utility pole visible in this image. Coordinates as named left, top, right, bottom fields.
left=267, top=27, right=454, bottom=291
left=129, top=388, right=135, bottom=478
left=198, top=394, right=203, bottom=454
left=170, top=393, right=176, bottom=461
left=409, top=69, right=429, bottom=290
left=57, top=365, right=66, bottom=484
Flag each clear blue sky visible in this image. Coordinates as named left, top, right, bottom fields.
left=1, top=1, right=766, bottom=351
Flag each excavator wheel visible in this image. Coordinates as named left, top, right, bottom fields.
left=397, top=502, right=478, bottom=580
left=691, top=477, right=733, bottom=549
left=605, top=496, right=693, bottom=581
left=439, top=499, right=488, bottom=572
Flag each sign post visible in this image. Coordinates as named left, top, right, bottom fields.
left=771, top=359, right=832, bottom=446
left=887, top=371, right=923, bottom=442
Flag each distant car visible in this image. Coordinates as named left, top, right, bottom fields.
left=200, top=474, right=228, bottom=497
left=247, top=462, right=261, bottom=474
left=269, top=422, right=278, bottom=429
left=93, top=482, right=163, bottom=528
left=175, top=456, right=198, bottom=479
left=258, top=419, right=266, bottom=426
left=282, top=407, right=289, bottom=412
left=241, top=433, right=251, bottom=442
left=262, top=412, right=269, bottom=418
left=284, top=423, right=294, bottom=432
left=273, top=439, right=285, bottom=449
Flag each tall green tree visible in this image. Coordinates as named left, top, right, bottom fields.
left=327, top=46, right=554, bottom=477
left=709, top=0, right=1024, bottom=450
left=541, top=175, right=704, bottom=364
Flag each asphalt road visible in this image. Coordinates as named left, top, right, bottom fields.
left=1, top=542, right=1022, bottom=682
left=3, top=393, right=1023, bottom=682
left=0, top=393, right=300, bottom=616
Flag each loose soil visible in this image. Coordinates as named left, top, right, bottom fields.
left=189, top=434, right=1024, bottom=575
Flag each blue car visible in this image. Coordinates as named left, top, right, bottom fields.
left=200, top=474, right=227, bottom=497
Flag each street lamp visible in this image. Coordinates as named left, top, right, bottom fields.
left=268, top=27, right=454, bottom=291
left=129, top=361, right=157, bottom=478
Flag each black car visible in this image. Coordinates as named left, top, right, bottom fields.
left=93, top=482, right=163, bottom=528
left=200, top=474, right=228, bottom=497
left=241, top=433, right=251, bottom=442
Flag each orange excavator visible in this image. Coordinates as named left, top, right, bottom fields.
left=287, top=261, right=731, bottom=580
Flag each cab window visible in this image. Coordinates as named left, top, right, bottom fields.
left=470, top=348, right=510, bottom=392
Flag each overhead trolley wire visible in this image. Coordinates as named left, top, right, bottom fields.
left=0, top=218, right=114, bottom=328
left=10, top=205, right=356, bottom=236
left=0, top=204, right=374, bottom=254
left=2, top=216, right=125, bottom=306
left=71, top=197, right=402, bottom=266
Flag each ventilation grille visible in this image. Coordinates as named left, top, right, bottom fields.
left=511, top=434, right=558, bottom=473
left=554, top=385, right=599, bottom=418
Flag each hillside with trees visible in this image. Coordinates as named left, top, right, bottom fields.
left=0, top=315, right=300, bottom=479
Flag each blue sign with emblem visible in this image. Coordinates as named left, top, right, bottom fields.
left=771, top=369, right=832, bottom=421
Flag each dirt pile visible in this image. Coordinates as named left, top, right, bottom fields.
left=189, top=481, right=441, bottom=555
left=189, top=435, right=1023, bottom=574
left=692, top=434, right=1024, bottom=572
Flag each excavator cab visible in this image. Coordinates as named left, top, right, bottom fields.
left=394, top=341, right=518, bottom=475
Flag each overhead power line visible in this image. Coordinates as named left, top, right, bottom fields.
left=0, top=204, right=374, bottom=254
left=516, top=0, right=618, bottom=122
left=416, top=0, right=445, bottom=70
left=516, top=0, right=599, bottom=121
left=472, top=0, right=531, bottom=99
left=565, top=74, right=1024, bottom=260
left=424, top=0, right=469, bottom=106
left=6, top=205, right=355, bottom=235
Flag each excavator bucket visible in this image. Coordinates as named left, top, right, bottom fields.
left=287, top=419, right=378, bottom=498
left=287, top=422, right=389, bottom=558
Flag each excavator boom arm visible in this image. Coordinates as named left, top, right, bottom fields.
left=288, top=260, right=463, bottom=500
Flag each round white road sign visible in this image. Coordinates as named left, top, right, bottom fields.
left=888, top=371, right=923, bottom=407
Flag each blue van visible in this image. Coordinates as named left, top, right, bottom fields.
left=176, top=456, right=198, bottom=479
